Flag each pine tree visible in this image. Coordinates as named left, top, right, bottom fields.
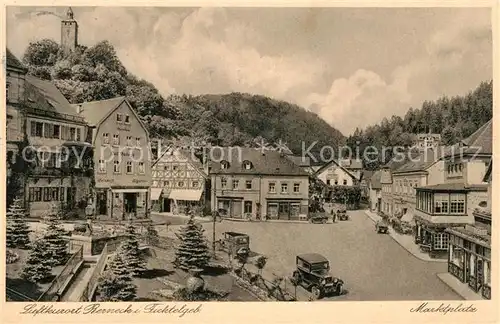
left=119, top=222, right=147, bottom=276
left=6, top=197, right=31, bottom=249
left=97, top=252, right=137, bottom=301
left=21, top=239, right=53, bottom=283
left=43, top=206, right=69, bottom=266
left=174, top=216, right=210, bottom=271
left=145, top=220, right=160, bottom=246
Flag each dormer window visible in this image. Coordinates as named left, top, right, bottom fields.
left=221, top=160, right=230, bottom=170
left=242, top=160, right=253, bottom=170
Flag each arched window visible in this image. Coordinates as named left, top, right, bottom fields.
left=220, top=160, right=230, bottom=170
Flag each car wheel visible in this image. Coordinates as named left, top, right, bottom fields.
left=311, top=286, right=322, bottom=300
left=336, top=284, right=343, bottom=296
left=322, top=219, right=327, bottom=224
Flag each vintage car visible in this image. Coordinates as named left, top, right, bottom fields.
left=309, top=213, right=329, bottom=224
left=375, top=220, right=389, bottom=234
left=217, top=232, right=250, bottom=258
left=337, top=209, right=349, bottom=221
left=291, top=253, right=344, bottom=299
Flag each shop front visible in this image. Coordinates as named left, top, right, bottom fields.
left=217, top=197, right=244, bottom=218
left=446, top=226, right=491, bottom=299
left=168, top=189, right=204, bottom=215
left=266, top=199, right=307, bottom=220
left=414, top=217, right=452, bottom=259
left=109, top=187, right=149, bottom=220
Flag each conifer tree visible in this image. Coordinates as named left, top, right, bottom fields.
left=21, top=239, right=53, bottom=283
left=97, top=252, right=137, bottom=301
left=174, top=216, right=210, bottom=271
left=145, top=220, right=160, bottom=246
left=119, top=222, right=147, bottom=276
left=43, top=206, right=69, bottom=266
left=6, top=197, right=31, bottom=249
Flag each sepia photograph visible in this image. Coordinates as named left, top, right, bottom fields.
left=2, top=3, right=497, bottom=321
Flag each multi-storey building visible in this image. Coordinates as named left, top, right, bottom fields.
left=150, top=148, right=207, bottom=214
left=76, top=97, right=152, bottom=220
left=339, top=158, right=363, bottom=181
left=314, top=160, right=359, bottom=187
left=6, top=49, right=92, bottom=217
left=414, top=120, right=492, bottom=259
left=446, top=161, right=492, bottom=300
left=367, top=170, right=382, bottom=212
left=210, top=147, right=309, bottom=220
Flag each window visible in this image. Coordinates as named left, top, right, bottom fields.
left=334, top=180, right=338, bottom=185
left=269, top=182, right=276, bottom=193
left=98, top=159, right=106, bottom=173
left=164, top=165, right=169, bottom=171
left=76, top=128, right=81, bottom=141
left=246, top=180, right=252, bottom=189
left=103, top=133, right=109, bottom=144
left=69, top=127, right=76, bottom=141
left=326, top=180, right=331, bottom=185
left=114, top=160, right=120, bottom=173
left=293, top=183, right=300, bottom=193
left=343, top=179, right=347, bottom=186
left=52, top=124, right=60, bottom=139
left=244, top=201, right=252, bottom=214
left=125, top=136, right=132, bottom=146
left=192, top=181, right=199, bottom=188
left=450, top=193, right=466, bottom=214
left=125, top=115, right=130, bottom=123
left=153, top=180, right=158, bottom=187
left=31, top=121, right=44, bottom=137
left=113, top=134, right=120, bottom=145
left=242, top=161, right=253, bottom=170
left=221, top=160, right=230, bottom=169
left=433, top=232, right=450, bottom=250
left=434, top=193, right=449, bottom=214
left=117, top=113, right=123, bottom=122
left=221, top=178, right=227, bottom=189
left=281, top=183, right=288, bottom=194
left=126, top=161, right=133, bottom=174
left=232, top=179, right=239, bottom=190
left=163, top=181, right=170, bottom=187
left=138, top=162, right=145, bottom=174
left=29, top=187, right=42, bottom=202
left=136, top=137, right=141, bottom=147
left=178, top=181, right=185, bottom=187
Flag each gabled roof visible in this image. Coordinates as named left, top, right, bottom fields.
left=461, top=119, right=492, bottom=155
left=153, top=147, right=206, bottom=177
left=340, top=159, right=363, bottom=169
left=383, top=149, right=422, bottom=170
left=6, top=49, right=27, bottom=72
left=393, top=149, right=440, bottom=174
left=25, top=75, right=82, bottom=117
left=361, top=170, right=374, bottom=182
left=209, top=147, right=309, bottom=176
left=370, top=170, right=382, bottom=189
left=73, top=97, right=126, bottom=126
left=314, top=160, right=358, bottom=180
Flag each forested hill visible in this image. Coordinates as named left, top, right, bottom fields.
left=346, top=80, right=493, bottom=170
left=20, top=39, right=345, bottom=156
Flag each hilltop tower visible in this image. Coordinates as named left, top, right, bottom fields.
left=61, top=7, right=78, bottom=56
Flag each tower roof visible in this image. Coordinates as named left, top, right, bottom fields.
left=66, top=7, right=74, bottom=20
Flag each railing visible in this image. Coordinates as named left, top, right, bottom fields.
left=80, top=244, right=109, bottom=302
left=25, top=106, right=85, bottom=123
left=37, top=246, right=84, bottom=301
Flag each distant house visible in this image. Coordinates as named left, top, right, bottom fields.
left=209, top=147, right=310, bottom=220
left=367, top=170, right=382, bottom=212
left=359, top=170, right=374, bottom=199
left=314, top=160, right=359, bottom=187
left=414, top=119, right=492, bottom=259
left=150, top=148, right=207, bottom=214
left=339, top=158, right=363, bottom=181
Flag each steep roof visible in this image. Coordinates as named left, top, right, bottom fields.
left=460, top=119, right=492, bottom=155
left=6, top=49, right=27, bottom=71
left=393, top=149, right=440, bottom=174
left=25, top=75, right=81, bottom=117
left=370, top=170, right=382, bottom=189
left=339, top=158, right=363, bottom=169
left=74, top=97, right=126, bottom=126
left=209, top=147, right=309, bottom=176
left=383, top=149, right=422, bottom=170
left=361, top=170, right=374, bottom=182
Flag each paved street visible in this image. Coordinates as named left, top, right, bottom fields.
left=200, top=210, right=462, bottom=301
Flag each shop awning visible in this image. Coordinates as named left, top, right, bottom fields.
left=168, top=189, right=203, bottom=201
left=151, top=188, right=163, bottom=200
left=111, top=188, right=149, bottom=193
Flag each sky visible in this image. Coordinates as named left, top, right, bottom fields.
left=6, top=6, right=493, bottom=136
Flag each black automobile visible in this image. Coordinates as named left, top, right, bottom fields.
left=309, top=213, right=329, bottom=224
left=375, top=220, right=389, bottom=234
left=217, top=232, right=250, bottom=258
left=291, top=253, right=344, bottom=299
left=337, top=209, right=349, bottom=221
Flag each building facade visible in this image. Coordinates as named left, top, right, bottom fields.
left=210, top=148, right=309, bottom=220
left=415, top=133, right=441, bottom=151
left=314, top=160, right=359, bottom=187
left=6, top=49, right=92, bottom=217
left=368, top=170, right=382, bottom=212
left=77, top=97, right=152, bottom=220
left=61, top=7, right=78, bottom=55
left=150, top=148, right=207, bottom=214
left=414, top=120, right=492, bottom=259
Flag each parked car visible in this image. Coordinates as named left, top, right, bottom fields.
left=291, top=253, right=344, bottom=299
left=217, top=232, right=250, bottom=258
left=375, top=220, right=389, bottom=234
left=309, top=213, right=329, bottom=224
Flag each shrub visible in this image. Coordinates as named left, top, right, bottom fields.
left=6, top=250, right=20, bottom=264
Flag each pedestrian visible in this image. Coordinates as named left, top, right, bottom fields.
left=332, top=209, right=337, bottom=223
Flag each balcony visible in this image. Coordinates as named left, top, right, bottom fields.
left=25, top=106, right=85, bottom=124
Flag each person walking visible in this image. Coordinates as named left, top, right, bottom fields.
left=331, top=208, right=336, bottom=223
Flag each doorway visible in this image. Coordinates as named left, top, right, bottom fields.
left=124, top=193, right=137, bottom=215
left=163, top=198, right=171, bottom=213
left=96, top=191, right=107, bottom=215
